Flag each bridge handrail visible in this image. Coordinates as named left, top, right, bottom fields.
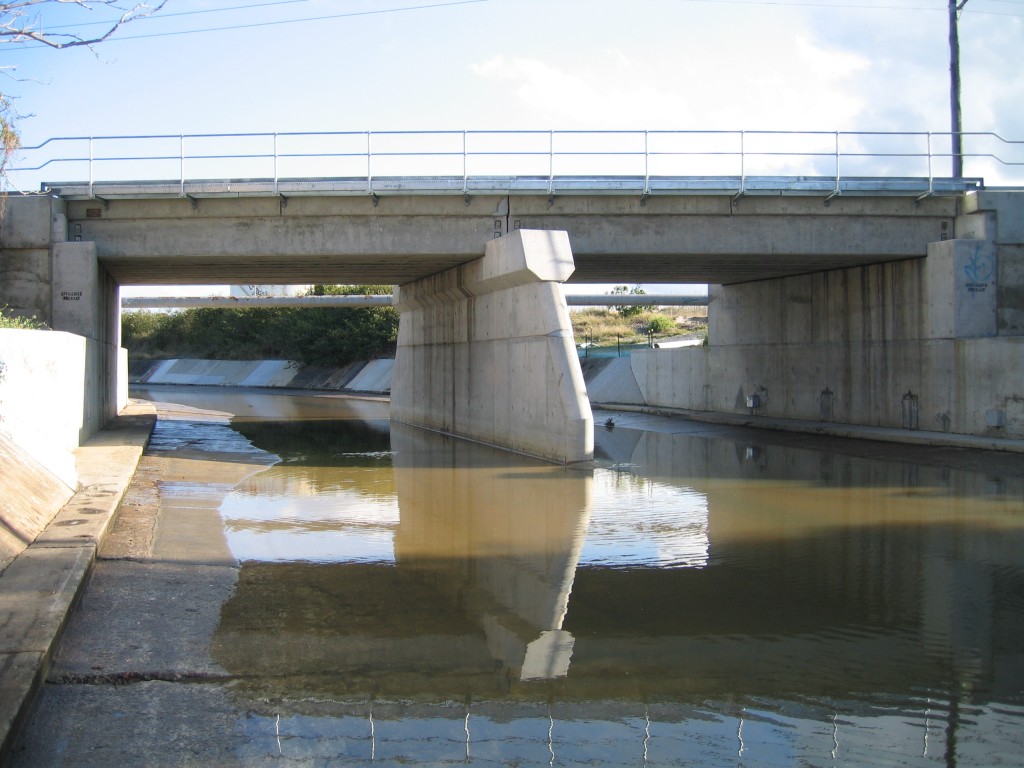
left=7, top=129, right=1023, bottom=195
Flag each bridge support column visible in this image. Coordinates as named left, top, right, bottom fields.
left=391, top=229, right=593, bottom=464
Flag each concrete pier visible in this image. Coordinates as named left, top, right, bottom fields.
left=391, top=229, right=593, bottom=464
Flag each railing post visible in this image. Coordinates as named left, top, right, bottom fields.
left=739, top=130, right=745, bottom=194
left=643, top=129, right=650, bottom=197
left=548, top=129, right=555, bottom=196
left=832, top=131, right=841, bottom=199
left=462, top=129, right=468, bottom=195
left=732, top=130, right=746, bottom=204
left=927, top=131, right=934, bottom=193
left=273, top=132, right=279, bottom=196
left=179, top=134, right=185, bottom=197
left=366, top=130, right=372, bottom=195
left=88, top=137, right=94, bottom=198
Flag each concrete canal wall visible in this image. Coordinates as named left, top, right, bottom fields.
left=0, top=328, right=127, bottom=572
left=130, top=345, right=1024, bottom=446
left=0, top=329, right=113, bottom=488
left=0, top=433, right=74, bottom=573
left=128, top=357, right=395, bottom=393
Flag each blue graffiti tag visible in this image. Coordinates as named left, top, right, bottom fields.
left=964, top=245, right=995, bottom=284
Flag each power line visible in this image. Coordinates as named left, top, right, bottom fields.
left=7, top=0, right=1019, bottom=51
left=9, top=0, right=491, bottom=48
left=42, top=0, right=320, bottom=32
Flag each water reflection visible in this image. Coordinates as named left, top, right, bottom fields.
left=213, top=421, right=593, bottom=689
left=130, top=387, right=1024, bottom=765
left=390, top=423, right=590, bottom=681
left=223, top=419, right=398, bottom=564
left=207, top=409, right=1024, bottom=709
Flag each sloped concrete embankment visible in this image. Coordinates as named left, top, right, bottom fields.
left=132, top=357, right=618, bottom=398
left=0, top=403, right=155, bottom=763
left=1, top=327, right=156, bottom=760
left=128, top=357, right=639, bottom=405
left=129, top=358, right=394, bottom=393
left=0, top=436, right=75, bottom=574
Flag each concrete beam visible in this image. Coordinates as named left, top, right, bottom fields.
left=58, top=192, right=963, bottom=286
left=390, top=230, right=593, bottom=464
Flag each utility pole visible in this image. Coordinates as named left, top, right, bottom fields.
left=949, top=0, right=968, bottom=178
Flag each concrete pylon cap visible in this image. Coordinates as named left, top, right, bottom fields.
left=482, top=229, right=575, bottom=288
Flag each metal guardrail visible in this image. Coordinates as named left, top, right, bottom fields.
left=7, top=129, right=1022, bottom=199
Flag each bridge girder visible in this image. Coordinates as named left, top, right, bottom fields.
left=60, top=191, right=959, bottom=286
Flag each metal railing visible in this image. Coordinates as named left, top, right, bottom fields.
left=7, top=129, right=1023, bottom=197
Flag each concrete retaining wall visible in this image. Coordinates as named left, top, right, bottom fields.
left=642, top=190, right=1023, bottom=442
left=0, top=329, right=102, bottom=486
left=629, top=337, right=1024, bottom=439
left=0, top=328, right=106, bottom=573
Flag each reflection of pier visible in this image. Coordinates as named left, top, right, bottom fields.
left=390, top=423, right=591, bottom=681
left=213, top=422, right=593, bottom=693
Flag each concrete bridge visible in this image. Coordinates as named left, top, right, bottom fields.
left=2, top=129, right=1023, bottom=469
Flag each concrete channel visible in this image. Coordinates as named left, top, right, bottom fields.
left=2, top=355, right=1024, bottom=763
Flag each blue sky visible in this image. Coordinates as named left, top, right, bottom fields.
left=3, top=0, right=1022, bottom=294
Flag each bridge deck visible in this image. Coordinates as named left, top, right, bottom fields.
left=48, top=177, right=977, bottom=286
left=45, top=175, right=980, bottom=201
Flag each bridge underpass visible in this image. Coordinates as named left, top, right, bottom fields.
left=2, top=174, right=1022, bottom=470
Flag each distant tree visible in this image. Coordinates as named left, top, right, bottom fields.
left=1, top=1, right=167, bottom=182
left=609, top=284, right=646, bottom=317
left=121, top=286, right=400, bottom=367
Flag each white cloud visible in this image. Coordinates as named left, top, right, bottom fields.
left=469, top=27, right=872, bottom=134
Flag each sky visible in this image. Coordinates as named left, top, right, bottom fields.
left=3, top=0, right=1023, bottom=296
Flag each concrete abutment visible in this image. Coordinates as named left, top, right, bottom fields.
left=626, top=190, right=1024, bottom=440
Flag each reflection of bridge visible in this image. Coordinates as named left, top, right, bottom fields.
left=206, top=417, right=1022, bottom=765
left=1, top=130, right=1022, bottom=467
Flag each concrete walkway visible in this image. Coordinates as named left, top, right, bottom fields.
left=0, top=402, right=156, bottom=765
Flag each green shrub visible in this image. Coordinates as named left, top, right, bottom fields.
left=0, top=304, right=48, bottom=330
left=646, top=315, right=676, bottom=334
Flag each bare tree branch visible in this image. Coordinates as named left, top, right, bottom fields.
left=0, top=0, right=167, bottom=50
left=0, top=1, right=168, bottom=187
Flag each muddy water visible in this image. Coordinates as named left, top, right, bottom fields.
left=17, top=386, right=1024, bottom=767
